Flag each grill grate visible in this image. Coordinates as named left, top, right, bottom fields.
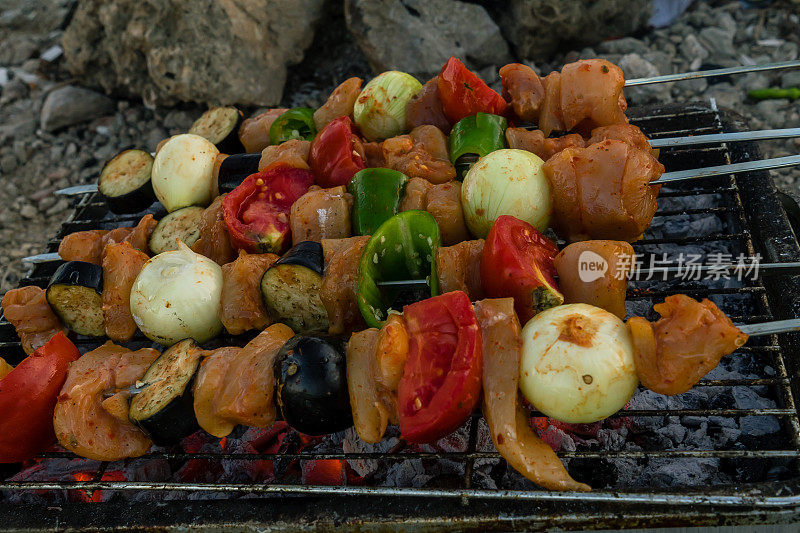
left=2, top=103, right=800, bottom=530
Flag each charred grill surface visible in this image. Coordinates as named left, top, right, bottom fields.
left=2, top=103, right=800, bottom=530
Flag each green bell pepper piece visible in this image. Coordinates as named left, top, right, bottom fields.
left=357, top=210, right=441, bottom=328
left=348, top=168, right=409, bottom=236
left=449, top=112, right=508, bottom=164
left=269, top=107, right=317, bottom=145
left=748, top=87, right=800, bottom=101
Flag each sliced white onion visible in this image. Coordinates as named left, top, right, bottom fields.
left=130, top=241, right=223, bottom=346
left=151, top=133, right=219, bottom=212
left=519, top=303, right=638, bottom=423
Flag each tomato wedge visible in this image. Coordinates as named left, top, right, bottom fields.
left=0, top=332, right=81, bottom=463
left=398, top=291, right=482, bottom=443
left=481, top=215, right=563, bottom=324
left=309, top=116, right=366, bottom=188
left=437, top=57, right=508, bottom=124
left=222, top=168, right=313, bottom=254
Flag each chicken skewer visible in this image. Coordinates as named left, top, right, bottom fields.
left=51, top=127, right=800, bottom=197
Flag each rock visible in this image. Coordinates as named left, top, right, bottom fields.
left=781, top=71, right=800, bottom=89
left=0, top=35, right=39, bottom=65
left=598, top=37, right=649, bottom=56
left=497, top=0, right=652, bottom=61
left=0, top=78, right=29, bottom=105
left=698, top=27, right=737, bottom=64
left=344, top=0, right=511, bottom=80
left=0, top=0, right=76, bottom=33
left=19, top=204, right=37, bottom=220
left=680, top=34, right=709, bottom=72
left=618, top=53, right=670, bottom=104
left=62, top=0, right=324, bottom=107
left=40, top=85, right=115, bottom=132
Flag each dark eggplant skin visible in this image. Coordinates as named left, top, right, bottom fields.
left=102, top=180, right=157, bottom=215
left=99, top=149, right=157, bottom=215
left=217, top=153, right=261, bottom=193
left=128, top=339, right=203, bottom=446
left=214, top=109, right=245, bottom=154
left=132, top=387, right=198, bottom=446
left=48, top=260, right=103, bottom=294
left=275, top=336, right=353, bottom=436
left=274, top=240, right=324, bottom=275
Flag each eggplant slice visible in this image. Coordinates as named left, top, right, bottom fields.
left=148, top=206, right=205, bottom=254
left=275, top=336, right=353, bottom=435
left=189, top=107, right=245, bottom=154
left=46, top=261, right=105, bottom=337
left=98, top=149, right=156, bottom=215
left=216, top=153, right=261, bottom=193
left=128, top=338, right=205, bottom=446
left=260, top=241, right=329, bottom=334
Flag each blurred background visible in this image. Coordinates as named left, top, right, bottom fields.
left=0, top=0, right=798, bottom=294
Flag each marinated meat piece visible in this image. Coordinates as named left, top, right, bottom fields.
left=383, top=125, right=456, bottom=184
left=560, top=59, right=628, bottom=134
left=258, top=139, right=311, bottom=172
left=437, top=240, right=485, bottom=300
left=425, top=181, right=469, bottom=245
left=539, top=72, right=566, bottom=137
left=220, top=250, right=278, bottom=335
left=398, top=177, right=431, bottom=211
left=554, top=240, right=634, bottom=319
left=399, top=178, right=468, bottom=245
left=122, top=214, right=156, bottom=254
left=192, top=324, right=294, bottom=437
left=192, top=194, right=237, bottom=265
left=313, top=77, right=362, bottom=131
left=1, top=286, right=65, bottom=355
left=543, top=139, right=664, bottom=242
left=54, top=342, right=159, bottom=461
left=405, top=77, right=451, bottom=134
left=0, top=357, right=12, bottom=380
left=290, top=186, right=353, bottom=244
left=239, top=108, right=288, bottom=153
left=476, top=298, right=590, bottom=491
left=373, top=313, right=406, bottom=424
left=628, top=295, right=748, bottom=396
left=58, top=230, right=110, bottom=265
left=363, top=141, right=386, bottom=168
left=588, top=124, right=657, bottom=157
left=101, top=241, right=149, bottom=342
left=101, top=227, right=134, bottom=249
left=347, top=328, right=391, bottom=443
left=505, top=128, right=585, bottom=161
left=500, top=63, right=546, bottom=122
left=321, top=236, right=370, bottom=335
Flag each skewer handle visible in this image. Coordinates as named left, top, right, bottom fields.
left=625, top=60, right=800, bottom=87
left=653, top=155, right=800, bottom=184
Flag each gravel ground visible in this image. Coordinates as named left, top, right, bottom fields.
left=0, top=0, right=798, bottom=295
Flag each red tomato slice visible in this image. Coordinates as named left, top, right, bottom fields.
left=222, top=168, right=313, bottom=254
left=0, top=332, right=80, bottom=463
left=481, top=215, right=563, bottom=324
left=398, top=291, right=482, bottom=443
left=437, top=57, right=508, bottom=124
left=309, top=116, right=366, bottom=188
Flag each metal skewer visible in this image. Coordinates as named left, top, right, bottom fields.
left=653, top=154, right=800, bottom=184
left=625, top=59, right=800, bottom=86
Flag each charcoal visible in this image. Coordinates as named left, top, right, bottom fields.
left=739, top=415, right=781, bottom=437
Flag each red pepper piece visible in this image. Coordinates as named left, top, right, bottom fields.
left=0, top=332, right=81, bottom=463
left=437, top=57, right=508, bottom=124
left=308, top=116, right=366, bottom=188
